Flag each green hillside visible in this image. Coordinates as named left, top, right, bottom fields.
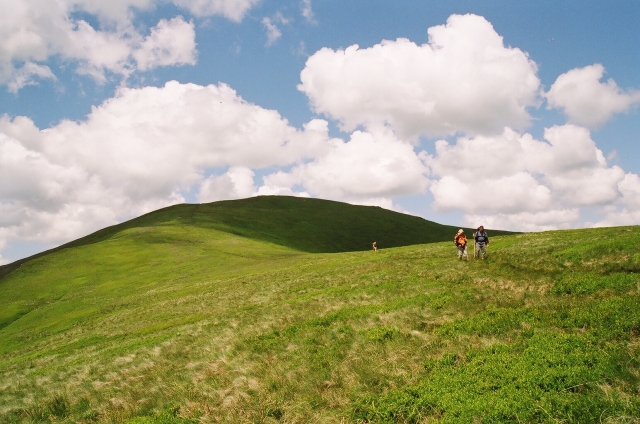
left=0, top=199, right=639, bottom=423
left=0, top=196, right=510, bottom=280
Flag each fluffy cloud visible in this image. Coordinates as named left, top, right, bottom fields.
left=426, top=125, right=633, bottom=231
left=134, top=17, right=197, bottom=71
left=298, top=14, right=540, bottom=138
left=0, top=81, right=330, bottom=250
left=464, top=209, right=580, bottom=233
left=593, top=208, right=640, bottom=228
left=589, top=173, right=640, bottom=227
left=6, top=62, right=56, bottom=93
left=197, top=167, right=256, bottom=203
left=546, top=64, right=640, bottom=128
left=0, top=0, right=256, bottom=90
left=0, top=128, right=152, bottom=246
left=430, top=173, right=552, bottom=214
left=260, top=127, right=429, bottom=208
left=618, top=173, right=640, bottom=209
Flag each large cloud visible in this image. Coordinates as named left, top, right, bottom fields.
left=260, top=127, right=429, bottom=208
left=546, top=64, right=640, bottom=128
left=133, top=17, right=197, bottom=71
left=197, top=167, right=256, bottom=203
left=464, top=209, right=581, bottom=233
left=0, top=81, right=331, bottom=250
left=0, top=0, right=256, bottom=90
left=589, top=173, right=640, bottom=227
left=426, top=125, right=633, bottom=231
left=298, top=14, right=540, bottom=138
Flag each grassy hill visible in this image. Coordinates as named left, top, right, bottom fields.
left=0, top=196, right=511, bottom=280
left=0, top=198, right=639, bottom=423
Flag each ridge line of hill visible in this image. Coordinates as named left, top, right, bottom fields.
left=0, top=196, right=514, bottom=280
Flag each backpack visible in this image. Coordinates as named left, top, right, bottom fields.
left=474, top=231, right=488, bottom=244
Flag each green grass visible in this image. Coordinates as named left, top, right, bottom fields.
left=0, top=198, right=639, bottom=423
left=0, top=196, right=511, bottom=280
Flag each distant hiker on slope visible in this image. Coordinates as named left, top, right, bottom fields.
left=372, top=241, right=377, bottom=252
left=474, top=226, right=490, bottom=259
left=454, top=229, right=469, bottom=261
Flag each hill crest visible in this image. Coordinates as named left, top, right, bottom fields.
left=0, top=196, right=512, bottom=280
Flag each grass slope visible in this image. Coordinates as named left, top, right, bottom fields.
left=0, top=196, right=511, bottom=280
left=0, top=207, right=639, bottom=423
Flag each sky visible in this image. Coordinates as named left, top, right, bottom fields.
left=1, top=0, right=640, bottom=264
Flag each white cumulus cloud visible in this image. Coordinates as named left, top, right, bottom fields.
left=618, top=173, right=640, bottom=209
left=546, top=64, right=640, bottom=128
left=134, top=17, right=197, bottom=71
left=0, top=81, right=332, bottom=252
left=588, top=173, right=640, bottom=227
left=260, top=126, right=429, bottom=208
left=298, top=14, right=540, bottom=138
left=197, top=167, right=256, bottom=203
left=430, top=173, right=551, bottom=214
left=464, top=209, right=581, bottom=232
left=425, top=125, right=633, bottom=231
left=0, top=0, right=257, bottom=90
left=6, top=62, right=56, bottom=93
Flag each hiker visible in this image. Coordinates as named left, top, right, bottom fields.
left=454, top=229, right=469, bottom=261
left=372, top=241, right=377, bottom=252
left=473, top=225, right=490, bottom=259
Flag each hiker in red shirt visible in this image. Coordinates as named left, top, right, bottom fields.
left=454, top=229, right=469, bottom=261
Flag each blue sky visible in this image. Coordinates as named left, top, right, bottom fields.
left=1, top=0, right=640, bottom=263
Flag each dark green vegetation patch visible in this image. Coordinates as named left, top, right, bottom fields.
left=0, top=199, right=638, bottom=423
